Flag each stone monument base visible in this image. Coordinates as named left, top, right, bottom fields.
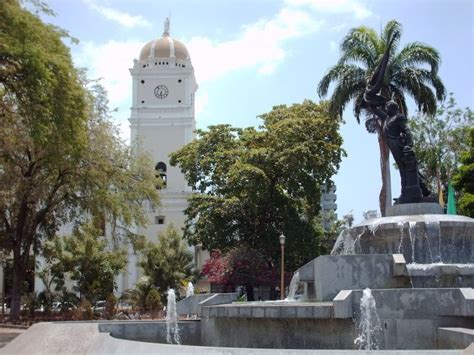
left=386, top=202, right=443, bottom=216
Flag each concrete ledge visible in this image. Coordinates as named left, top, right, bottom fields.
left=177, top=293, right=218, bottom=315
left=407, top=264, right=474, bottom=277
left=438, top=328, right=474, bottom=349
left=333, top=290, right=353, bottom=319
left=392, top=254, right=408, bottom=276
left=204, top=301, right=333, bottom=319
left=459, top=288, right=474, bottom=315
left=386, top=203, right=444, bottom=216
left=197, top=293, right=238, bottom=317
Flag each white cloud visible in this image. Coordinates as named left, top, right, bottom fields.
left=195, top=90, right=209, bottom=117
left=74, top=40, right=143, bottom=111
left=187, top=7, right=323, bottom=83
left=84, top=0, right=152, bottom=28
left=331, top=23, right=349, bottom=33
left=285, top=0, right=372, bottom=19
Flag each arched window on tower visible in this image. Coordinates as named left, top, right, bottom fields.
left=155, top=162, right=167, bottom=189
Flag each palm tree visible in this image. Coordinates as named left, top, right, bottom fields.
left=318, top=20, right=445, bottom=216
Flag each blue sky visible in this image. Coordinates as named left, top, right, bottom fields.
left=40, top=0, right=473, bottom=222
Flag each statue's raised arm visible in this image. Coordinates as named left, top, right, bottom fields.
left=363, top=36, right=396, bottom=120
left=367, top=36, right=395, bottom=96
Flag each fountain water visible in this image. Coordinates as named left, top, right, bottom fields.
left=166, top=289, right=180, bottom=345
left=408, top=221, right=417, bottom=262
left=354, top=288, right=383, bottom=350
left=186, top=282, right=194, bottom=298
left=285, top=271, right=300, bottom=301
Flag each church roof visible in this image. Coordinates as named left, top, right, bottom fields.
left=139, top=18, right=190, bottom=62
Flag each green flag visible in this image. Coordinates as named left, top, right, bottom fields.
left=447, top=182, right=457, bottom=215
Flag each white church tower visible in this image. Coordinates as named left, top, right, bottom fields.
left=119, top=19, right=199, bottom=291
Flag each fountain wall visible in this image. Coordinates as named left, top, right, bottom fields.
left=99, top=321, right=201, bottom=345
left=333, top=215, right=474, bottom=264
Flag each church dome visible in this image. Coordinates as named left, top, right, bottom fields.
left=138, top=18, right=190, bottom=63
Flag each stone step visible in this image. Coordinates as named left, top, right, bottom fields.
left=437, top=327, right=474, bottom=349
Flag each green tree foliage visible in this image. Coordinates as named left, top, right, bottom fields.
left=170, top=100, right=343, bottom=271
left=409, top=94, right=473, bottom=196
left=318, top=20, right=445, bottom=215
left=453, top=128, right=474, bottom=217
left=130, top=277, right=154, bottom=312
left=146, top=288, right=162, bottom=317
left=140, top=225, right=194, bottom=299
left=44, top=223, right=127, bottom=305
left=55, top=287, right=78, bottom=315
left=0, top=1, right=159, bottom=321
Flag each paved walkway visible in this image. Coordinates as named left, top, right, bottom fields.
left=0, top=326, right=26, bottom=349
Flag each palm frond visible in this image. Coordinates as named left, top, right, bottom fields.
left=417, top=83, right=437, bottom=115
left=382, top=20, right=402, bottom=52
left=328, top=68, right=366, bottom=119
left=393, top=42, right=441, bottom=74
left=340, top=27, right=379, bottom=68
left=392, top=66, right=445, bottom=112
left=317, top=64, right=345, bottom=98
left=429, top=74, right=446, bottom=101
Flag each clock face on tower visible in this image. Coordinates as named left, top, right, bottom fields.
left=154, top=85, right=169, bottom=99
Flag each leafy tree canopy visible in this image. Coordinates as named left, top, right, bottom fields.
left=170, top=100, right=344, bottom=270
left=409, top=93, right=473, bottom=194
left=453, top=128, right=474, bottom=217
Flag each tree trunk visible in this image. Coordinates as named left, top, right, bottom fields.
left=246, top=284, right=255, bottom=301
left=436, top=167, right=443, bottom=207
left=377, top=129, right=392, bottom=217
left=10, top=247, right=24, bottom=323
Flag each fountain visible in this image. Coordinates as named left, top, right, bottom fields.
left=285, top=271, right=301, bottom=301
left=194, top=203, right=473, bottom=350
left=166, top=289, right=180, bottom=345
left=186, top=282, right=194, bottom=298
left=354, top=288, right=382, bottom=350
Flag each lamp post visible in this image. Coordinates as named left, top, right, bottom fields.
left=279, top=234, right=286, bottom=300
left=1, top=259, right=5, bottom=318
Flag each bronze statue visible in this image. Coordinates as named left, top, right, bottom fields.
left=362, top=39, right=432, bottom=204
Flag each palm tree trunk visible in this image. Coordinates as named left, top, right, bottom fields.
left=376, top=123, right=392, bottom=217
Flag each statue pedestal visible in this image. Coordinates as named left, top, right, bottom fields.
left=386, top=202, right=443, bottom=216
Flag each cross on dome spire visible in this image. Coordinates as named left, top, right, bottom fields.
left=162, top=17, right=170, bottom=37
